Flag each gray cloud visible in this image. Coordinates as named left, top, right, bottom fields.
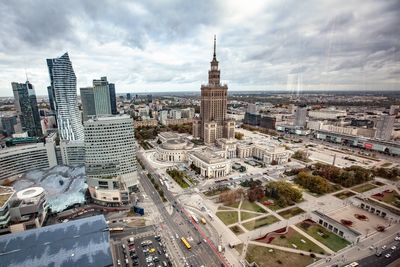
left=0, top=0, right=399, bottom=96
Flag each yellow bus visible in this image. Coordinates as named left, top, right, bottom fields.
left=201, top=218, right=206, bottom=224
left=181, top=237, right=191, bottom=250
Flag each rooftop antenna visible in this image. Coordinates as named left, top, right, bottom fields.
left=24, top=68, right=29, bottom=82
left=213, top=34, right=217, bottom=60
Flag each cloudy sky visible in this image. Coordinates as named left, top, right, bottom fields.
left=0, top=0, right=399, bottom=97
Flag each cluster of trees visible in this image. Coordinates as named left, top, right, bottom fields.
left=247, top=186, right=265, bottom=202
left=189, top=163, right=201, bottom=174
left=313, top=163, right=374, bottom=187
left=241, top=124, right=279, bottom=136
left=147, top=174, right=166, bottom=202
left=294, top=171, right=333, bottom=194
left=166, top=168, right=190, bottom=187
left=265, top=181, right=302, bottom=207
left=235, top=132, right=244, bottom=140
left=135, top=124, right=192, bottom=142
left=292, top=150, right=310, bottom=162
left=284, top=167, right=310, bottom=177
left=373, top=167, right=400, bottom=180
left=219, top=188, right=244, bottom=205
left=240, top=178, right=262, bottom=188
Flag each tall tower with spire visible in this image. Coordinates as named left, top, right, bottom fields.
left=193, top=36, right=235, bottom=144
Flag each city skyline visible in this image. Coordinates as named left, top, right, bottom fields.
left=0, top=0, right=399, bottom=97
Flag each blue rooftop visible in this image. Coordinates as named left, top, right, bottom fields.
left=0, top=215, right=113, bottom=267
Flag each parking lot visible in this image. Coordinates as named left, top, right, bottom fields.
left=118, top=234, right=171, bottom=267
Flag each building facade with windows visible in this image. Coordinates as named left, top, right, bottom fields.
left=47, top=53, right=84, bottom=141
left=84, top=115, right=138, bottom=205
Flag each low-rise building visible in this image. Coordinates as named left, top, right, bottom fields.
left=133, top=119, right=158, bottom=128
left=188, top=148, right=231, bottom=178
left=0, top=186, right=15, bottom=229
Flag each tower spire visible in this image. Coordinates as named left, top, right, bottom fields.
left=213, top=35, right=216, bottom=60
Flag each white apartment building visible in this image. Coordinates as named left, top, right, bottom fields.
left=84, top=115, right=138, bottom=205
left=0, top=144, right=57, bottom=183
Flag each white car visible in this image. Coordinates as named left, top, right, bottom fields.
left=395, top=236, right=400, bottom=241
left=385, top=253, right=391, bottom=258
left=369, top=246, right=374, bottom=250
left=382, top=245, right=387, bottom=250
left=391, top=246, right=397, bottom=250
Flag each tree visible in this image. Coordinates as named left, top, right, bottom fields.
left=294, top=172, right=332, bottom=194
left=265, top=181, right=302, bottom=207
left=235, top=132, right=244, bottom=140
left=247, top=186, right=265, bottom=202
left=292, top=150, right=309, bottom=162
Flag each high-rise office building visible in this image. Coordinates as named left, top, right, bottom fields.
left=294, top=106, right=307, bottom=127
left=93, top=77, right=111, bottom=115
left=84, top=115, right=138, bottom=205
left=375, top=114, right=395, bottom=141
left=193, top=36, right=235, bottom=144
left=47, top=53, right=84, bottom=141
left=11, top=81, right=42, bottom=137
left=81, top=77, right=117, bottom=120
left=126, top=93, right=131, bottom=100
left=109, top=83, right=117, bottom=115
left=0, top=114, right=18, bottom=136
left=80, top=87, right=96, bottom=121
left=47, top=86, right=55, bottom=112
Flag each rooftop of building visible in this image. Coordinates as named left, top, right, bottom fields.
left=0, top=215, right=112, bottom=267
left=191, top=148, right=226, bottom=164
left=158, top=132, right=180, bottom=140
left=0, top=186, right=15, bottom=208
left=85, top=114, right=131, bottom=122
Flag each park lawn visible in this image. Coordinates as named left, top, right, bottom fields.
left=242, top=215, right=279, bottom=231
left=246, top=244, right=317, bottom=267
left=216, top=211, right=239, bottom=225
left=234, top=243, right=244, bottom=255
left=269, top=227, right=326, bottom=254
left=278, top=207, right=305, bottom=219
left=333, top=190, right=356, bottom=200
left=230, top=225, right=245, bottom=235
left=381, top=191, right=400, bottom=206
left=218, top=205, right=235, bottom=211
left=351, top=183, right=378, bottom=193
left=228, top=201, right=241, bottom=208
left=241, top=200, right=267, bottom=213
left=297, top=222, right=350, bottom=252
left=241, top=211, right=262, bottom=221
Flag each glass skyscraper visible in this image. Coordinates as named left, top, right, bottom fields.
left=11, top=81, right=42, bottom=137
left=47, top=53, right=84, bottom=141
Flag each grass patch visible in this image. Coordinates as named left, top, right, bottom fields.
left=218, top=206, right=234, bottom=211
left=372, top=190, right=400, bottom=207
left=241, top=200, right=267, bottom=213
left=269, top=227, right=325, bottom=254
left=351, top=183, right=378, bottom=193
left=226, top=201, right=240, bottom=208
left=166, top=169, right=190, bottom=188
left=127, top=219, right=146, bottom=227
left=297, top=221, right=350, bottom=252
left=243, top=215, right=279, bottom=231
left=234, top=243, right=244, bottom=255
left=246, top=244, right=317, bottom=267
left=230, top=225, right=245, bottom=235
left=333, top=190, right=356, bottom=200
left=216, top=211, right=239, bottom=225
left=241, top=211, right=262, bottom=221
left=278, top=207, right=305, bottom=219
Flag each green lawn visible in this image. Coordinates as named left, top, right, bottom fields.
left=351, top=183, right=378, bottom=193
left=226, top=201, right=241, bottom=208
left=269, top=227, right=326, bottom=254
left=242, top=215, right=279, bottom=231
left=230, top=225, right=245, bottom=235
left=241, top=200, right=267, bottom=213
left=373, top=190, right=400, bottom=207
left=297, top=222, right=350, bottom=252
left=216, top=211, right=239, bottom=225
left=241, top=211, right=262, bottom=221
left=246, top=244, right=317, bottom=267
left=234, top=243, right=244, bottom=255
left=218, top=205, right=234, bottom=211
left=278, top=207, right=305, bottom=219
left=333, top=190, right=356, bottom=200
